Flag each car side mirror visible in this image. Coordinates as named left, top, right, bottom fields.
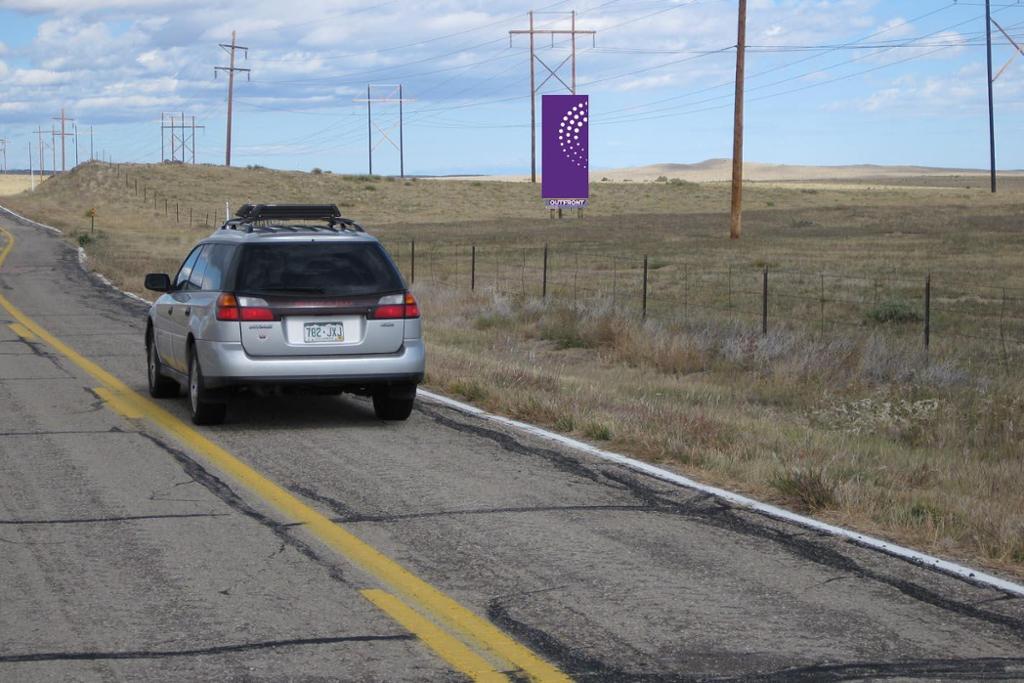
left=144, top=273, right=172, bottom=292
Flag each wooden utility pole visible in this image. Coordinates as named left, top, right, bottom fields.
left=367, top=84, right=372, bottom=175
left=510, top=11, right=596, bottom=184
left=399, top=84, right=404, bottom=178
left=33, top=127, right=46, bottom=177
left=215, top=31, right=250, bottom=167
left=52, top=109, right=74, bottom=172
left=985, top=0, right=996, bottom=193
left=529, top=11, right=536, bottom=183
left=730, top=0, right=747, bottom=239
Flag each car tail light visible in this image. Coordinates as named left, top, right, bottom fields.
left=371, top=292, right=420, bottom=319
left=216, top=293, right=239, bottom=321
left=403, top=292, right=420, bottom=318
left=217, top=293, right=277, bottom=321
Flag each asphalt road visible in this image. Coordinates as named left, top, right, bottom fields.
left=1, top=213, right=1023, bottom=682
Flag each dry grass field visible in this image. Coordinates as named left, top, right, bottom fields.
left=0, top=173, right=44, bottom=196
left=3, top=161, right=1023, bottom=579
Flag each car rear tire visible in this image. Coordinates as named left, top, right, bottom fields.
left=372, top=384, right=416, bottom=421
left=188, top=348, right=226, bottom=426
left=147, top=337, right=180, bottom=398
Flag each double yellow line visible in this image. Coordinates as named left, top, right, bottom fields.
left=0, top=225, right=569, bottom=682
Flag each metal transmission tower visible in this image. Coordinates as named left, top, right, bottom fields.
left=52, top=109, right=75, bottom=172
left=353, top=84, right=414, bottom=177
left=984, top=0, right=1024, bottom=194
left=509, top=11, right=595, bottom=183
left=0, top=138, right=8, bottom=173
left=161, top=112, right=205, bottom=163
left=214, top=31, right=250, bottom=167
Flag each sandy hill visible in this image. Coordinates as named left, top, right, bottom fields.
left=595, top=160, right=1015, bottom=183
left=442, top=159, right=1021, bottom=183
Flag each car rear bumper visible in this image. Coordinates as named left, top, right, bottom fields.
left=196, top=338, right=425, bottom=388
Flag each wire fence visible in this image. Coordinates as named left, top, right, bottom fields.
left=93, top=163, right=1024, bottom=365
left=380, top=239, right=1024, bottom=365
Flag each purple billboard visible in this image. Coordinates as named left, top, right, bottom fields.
left=542, top=94, right=589, bottom=208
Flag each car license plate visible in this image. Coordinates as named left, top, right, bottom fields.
left=303, top=322, right=344, bottom=343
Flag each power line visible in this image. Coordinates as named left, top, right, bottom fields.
left=592, top=2, right=968, bottom=118
left=596, top=7, right=1011, bottom=124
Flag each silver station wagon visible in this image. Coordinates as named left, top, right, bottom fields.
left=143, top=204, right=424, bottom=425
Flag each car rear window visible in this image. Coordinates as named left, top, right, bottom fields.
left=235, top=241, right=404, bottom=296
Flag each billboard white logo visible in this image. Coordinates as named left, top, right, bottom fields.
left=558, top=102, right=589, bottom=169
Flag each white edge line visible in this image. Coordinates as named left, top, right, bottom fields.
left=419, top=389, right=1024, bottom=598
left=4, top=202, right=1023, bottom=599
left=77, top=247, right=150, bottom=306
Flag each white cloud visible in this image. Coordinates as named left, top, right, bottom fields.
left=613, top=74, right=674, bottom=92
left=5, top=68, right=71, bottom=86
left=76, top=94, right=184, bottom=110
left=826, top=72, right=981, bottom=114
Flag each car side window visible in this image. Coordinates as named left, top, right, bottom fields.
left=200, top=244, right=236, bottom=292
left=174, top=247, right=203, bottom=290
left=187, top=246, right=211, bottom=291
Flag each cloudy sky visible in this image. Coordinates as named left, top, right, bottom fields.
left=0, top=0, right=1022, bottom=174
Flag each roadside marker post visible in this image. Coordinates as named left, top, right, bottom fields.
left=924, top=274, right=931, bottom=351
left=762, top=266, right=769, bottom=336
left=542, top=244, right=548, bottom=299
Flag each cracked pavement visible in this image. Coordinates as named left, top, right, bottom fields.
left=2, top=213, right=1024, bottom=681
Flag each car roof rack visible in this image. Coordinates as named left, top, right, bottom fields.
left=220, top=203, right=366, bottom=234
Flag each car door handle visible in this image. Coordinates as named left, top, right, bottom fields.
left=168, top=306, right=174, bottom=316
left=184, top=306, right=191, bottom=317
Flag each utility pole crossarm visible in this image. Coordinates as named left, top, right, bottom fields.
left=509, top=30, right=595, bottom=37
